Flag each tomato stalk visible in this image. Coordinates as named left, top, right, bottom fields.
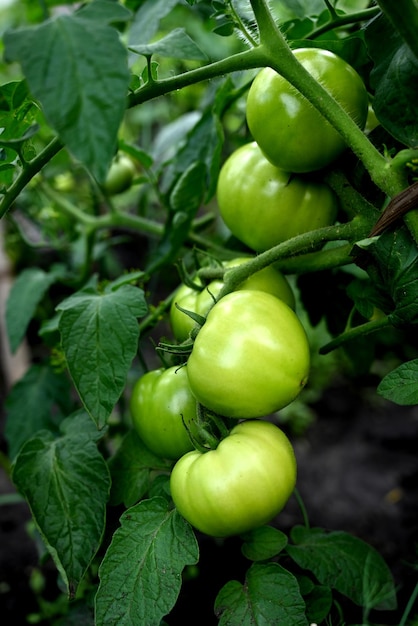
left=308, top=6, right=380, bottom=40
left=215, top=217, right=370, bottom=302
left=319, top=315, right=391, bottom=355
left=248, top=0, right=408, bottom=199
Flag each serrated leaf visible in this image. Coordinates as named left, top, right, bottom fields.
left=4, top=15, right=130, bottom=182
left=130, top=27, right=207, bottom=61
left=95, top=497, right=199, bottom=625
left=128, top=0, right=179, bottom=46
left=287, top=527, right=397, bottom=611
left=241, top=526, right=288, bottom=561
left=6, top=266, right=63, bottom=353
left=108, top=430, right=172, bottom=507
left=215, top=562, right=308, bottom=625
left=361, top=227, right=418, bottom=326
left=5, top=363, right=72, bottom=460
left=366, top=13, right=418, bottom=148
left=77, top=0, right=132, bottom=24
left=377, top=359, right=418, bottom=405
left=12, top=411, right=111, bottom=597
left=57, top=283, right=147, bottom=428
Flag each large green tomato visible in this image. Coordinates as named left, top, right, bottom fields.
left=130, top=366, right=197, bottom=461
left=170, top=256, right=295, bottom=342
left=170, top=419, right=297, bottom=537
left=217, top=142, right=338, bottom=252
left=187, top=290, right=310, bottom=418
left=246, top=48, right=369, bottom=173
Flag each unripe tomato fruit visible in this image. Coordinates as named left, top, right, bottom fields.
left=170, top=419, right=297, bottom=537
left=246, top=48, right=369, bottom=173
left=170, top=256, right=295, bottom=343
left=104, top=154, right=136, bottom=195
left=187, top=290, right=310, bottom=418
left=130, top=366, right=197, bottom=461
left=217, top=142, right=338, bottom=252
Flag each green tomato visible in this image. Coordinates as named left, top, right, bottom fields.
left=130, top=366, right=197, bottom=461
left=217, top=142, right=338, bottom=252
left=104, top=154, right=136, bottom=195
left=170, top=419, right=297, bottom=537
left=246, top=47, right=369, bottom=173
left=187, top=290, right=310, bottom=418
left=170, top=256, right=296, bottom=343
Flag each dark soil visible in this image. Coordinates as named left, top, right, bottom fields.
left=1, top=376, right=418, bottom=625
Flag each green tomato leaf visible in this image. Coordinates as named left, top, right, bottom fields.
left=161, top=83, right=225, bottom=201
left=12, top=411, right=111, bottom=598
left=377, top=359, right=418, bottom=406
left=128, top=0, right=179, bottom=46
left=0, top=80, right=39, bottom=165
left=303, top=584, right=333, bottom=625
left=287, top=526, right=397, bottom=611
left=77, top=0, right=132, bottom=23
left=365, top=13, right=418, bottom=148
left=147, top=160, right=207, bottom=271
left=130, top=28, right=207, bottom=61
left=4, top=13, right=130, bottom=183
left=108, top=430, right=172, bottom=507
left=240, top=525, right=288, bottom=562
left=215, top=562, right=308, bottom=626
left=5, top=363, right=73, bottom=460
left=95, top=497, right=199, bottom=625
left=360, top=227, right=418, bottom=327
left=6, top=265, right=65, bottom=353
left=57, top=280, right=147, bottom=428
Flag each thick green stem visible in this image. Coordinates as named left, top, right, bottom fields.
left=320, top=315, right=391, bottom=355
left=275, top=242, right=354, bottom=275
left=376, top=0, right=418, bottom=62
left=0, top=136, right=63, bottom=220
left=249, top=0, right=407, bottom=198
left=309, top=6, right=381, bottom=40
left=217, top=217, right=368, bottom=300
left=128, top=46, right=265, bottom=108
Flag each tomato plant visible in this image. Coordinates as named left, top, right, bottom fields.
left=246, top=47, right=369, bottom=173
left=170, top=419, right=297, bottom=537
left=187, top=290, right=310, bottom=418
left=216, top=141, right=339, bottom=250
left=170, top=256, right=295, bottom=342
left=130, top=366, right=197, bottom=461
left=1, top=0, right=418, bottom=625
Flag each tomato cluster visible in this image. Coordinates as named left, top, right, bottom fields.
left=129, top=47, right=369, bottom=538
left=217, top=47, right=369, bottom=251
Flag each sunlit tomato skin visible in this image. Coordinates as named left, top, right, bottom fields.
left=130, top=366, right=197, bottom=461
left=170, top=256, right=295, bottom=343
left=186, top=290, right=310, bottom=419
left=246, top=48, right=369, bottom=173
left=216, top=142, right=338, bottom=252
left=170, top=419, right=297, bottom=537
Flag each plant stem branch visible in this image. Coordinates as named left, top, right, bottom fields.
left=309, top=6, right=381, bottom=40
left=0, top=136, right=63, bottom=220
left=128, top=46, right=265, bottom=108
left=217, top=217, right=368, bottom=300
left=319, top=315, right=391, bottom=355
left=275, top=242, right=354, bottom=274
